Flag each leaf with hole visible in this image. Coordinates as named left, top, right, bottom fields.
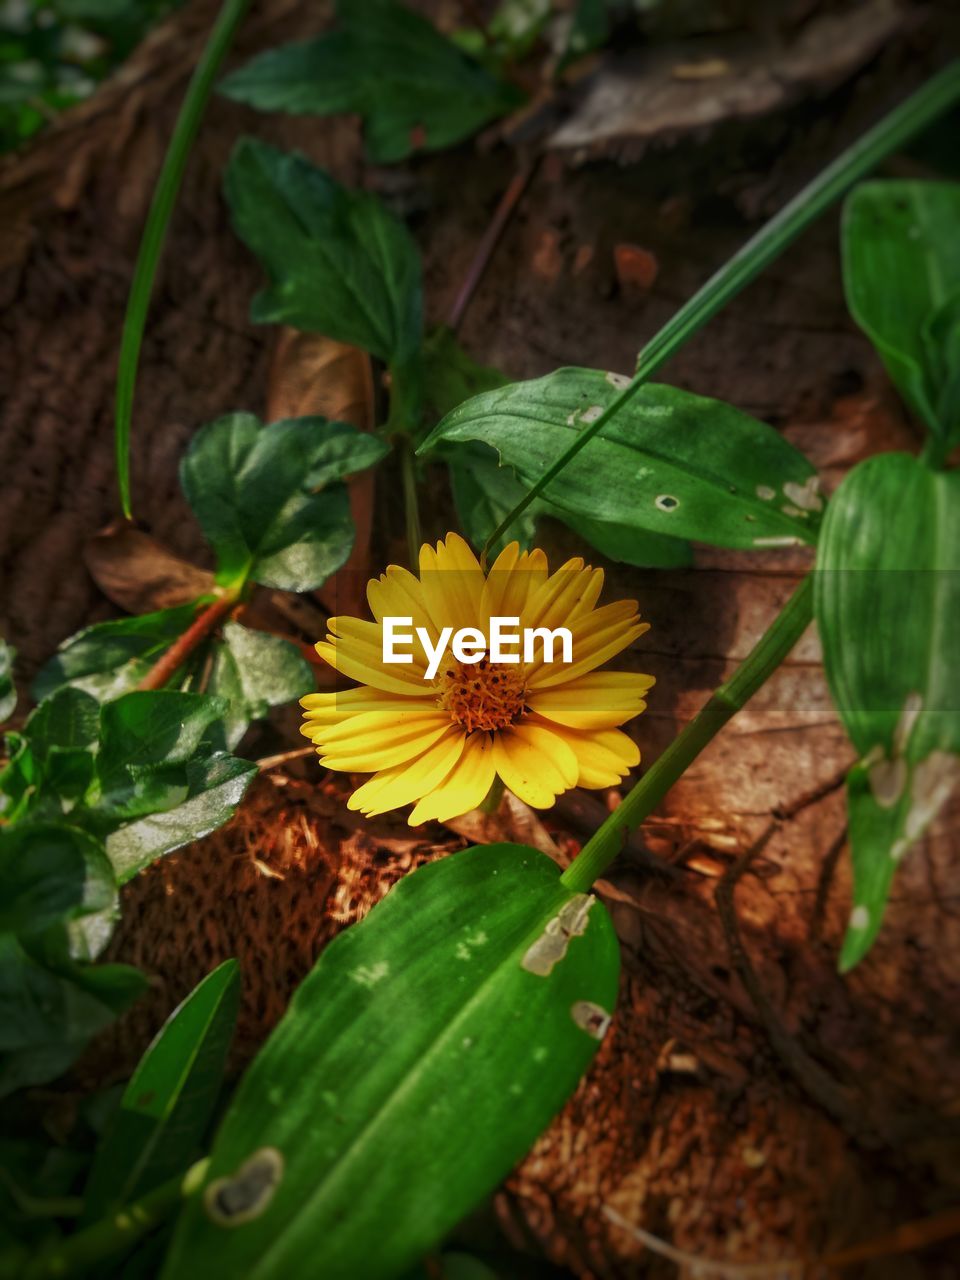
left=221, top=0, right=522, bottom=164
left=842, top=180, right=960, bottom=442
left=224, top=139, right=422, bottom=364
left=162, top=843, right=619, bottom=1279
left=421, top=368, right=821, bottom=550
left=180, top=413, right=364, bottom=593
left=814, top=452, right=960, bottom=968
left=82, top=960, right=240, bottom=1224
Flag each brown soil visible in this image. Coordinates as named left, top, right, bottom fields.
left=2, top=1, right=958, bottom=1275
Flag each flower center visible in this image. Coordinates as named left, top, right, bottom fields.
left=436, top=656, right=527, bottom=733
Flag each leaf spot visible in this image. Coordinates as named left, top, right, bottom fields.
left=868, top=756, right=907, bottom=809
left=571, top=1000, right=611, bottom=1040
left=521, top=894, right=594, bottom=977
left=755, top=485, right=776, bottom=501
left=904, top=751, right=960, bottom=842
left=782, top=476, right=823, bottom=513
left=893, top=692, right=923, bottom=756
left=655, top=494, right=679, bottom=512
left=581, top=404, right=604, bottom=424
left=752, top=536, right=803, bottom=547
left=605, top=371, right=631, bottom=390
left=204, top=1148, right=284, bottom=1227
left=350, top=961, right=389, bottom=988
left=849, top=905, right=870, bottom=931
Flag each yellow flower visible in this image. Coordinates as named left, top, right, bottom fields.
left=301, top=533, right=654, bottom=825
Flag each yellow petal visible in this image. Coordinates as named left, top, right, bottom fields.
left=491, top=725, right=573, bottom=809
left=521, top=560, right=602, bottom=634
left=408, top=732, right=496, bottom=824
left=527, top=601, right=648, bottom=688
left=315, top=708, right=451, bottom=770
left=528, top=670, right=655, bottom=729
left=301, top=686, right=420, bottom=727
left=367, top=566, right=439, bottom=644
left=419, top=533, right=484, bottom=634
left=348, top=727, right=466, bottom=816
left=533, top=721, right=640, bottom=787
left=315, top=638, right=427, bottom=698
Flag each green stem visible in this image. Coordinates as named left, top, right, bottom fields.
left=561, top=575, right=814, bottom=892
left=17, top=1161, right=207, bottom=1280
left=400, top=437, right=422, bottom=568
left=114, top=0, right=251, bottom=519
left=483, top=62, right=960, bottom=558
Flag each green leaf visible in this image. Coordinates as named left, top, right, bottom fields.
left=556, top=509, right=693, bottom=569
left=448, top=441, right=539, bottom=559
left=814, top=452, right=960, bottom=968
left=162, top=843, right=619, bottom=1278
left=180, top=413, right=358, bottom=592
left=220, top=0, right=523, bottom=165
left=23, top=688, right=100, bottom=759
left=33, top=606, right=199, bottom=703
left=0, top=639, right=16, bottom=723
left=82, top=960, right=240, bottom=1223
left=224, top=139, right=422, bottom=364
left=0, top=824, right=115, bottom=936
left=105, top=753, right=257, bottom=883
left=421, top=326, right=509, bottom=426
left=0, top=935, right=140, bottom=1099
left=207, top=623, right=313, bottom=748
left=487, top=0, right=551, bottom=60
left=421, top=368, right=822, bottom=550
left=842, top=181, right=960, bottom=440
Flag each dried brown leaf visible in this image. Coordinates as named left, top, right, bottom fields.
left=267, top=331, right=378, bottom=619
left=443, top=790, right=562, bottom=863
left=84, top=520, right=214, bottom=613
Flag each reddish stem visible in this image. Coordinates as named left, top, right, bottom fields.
left=137, top=593, right=237, bottom=691
left=447, top=160, right=537, bottom=333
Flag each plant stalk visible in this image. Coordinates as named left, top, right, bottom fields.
left=560, top=575, right=814, bottom=892
left=400, top=436, right=422, bottom=568
left=17, top=1162, right=206, bottom=1280
left=114, top=0, right=252, bottom=519
left=137, top=592, right=238, bottom=691
left=483, top=61, right=960, bottom=558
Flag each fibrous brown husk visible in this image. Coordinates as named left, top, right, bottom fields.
left=2, top=0, right=959, bottom=1275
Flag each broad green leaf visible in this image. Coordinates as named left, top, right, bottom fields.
left=0, top=824, right=115, bottom=935
left=422, top=337, right=692, bottom=564
left=224, top=140, right=422, bottom=364
left=22, top=688, right=100, bottom=759
left=206, top=623, right=313, bottom=748
left=33, top=606, right=199, bottom=703
left=421, top=369, right=822, bottom=550
left=447, top=441, right=692, bottom=567
left=0, top=935, right=142, bottom=1099
left=814, top=453, right=960, bottom=968
left=104, top=753, right=257, bottom=883
left=180, top=413, right=357, bottom=592
left=162, top=843, right=619, bottom=1279
left=221, top=0, right=523, bottom=165
left=842, top=181, right=960, bottom=441
left=487, top=0, right=551, bottom=59
left=0, top=639, right=15, bottom=722
left=82, top=960, right=240, bottom=1223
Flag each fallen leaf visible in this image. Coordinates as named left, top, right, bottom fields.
left=614, top=243, right=659, bottom=291
left=84, top=520, right=214, bottom=613
left=267, top=331, right=377, bottom=619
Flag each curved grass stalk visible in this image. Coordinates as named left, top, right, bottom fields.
left=114, top=0, right=252, bottom=519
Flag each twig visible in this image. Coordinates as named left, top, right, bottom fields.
left=447, top=160, right=538, bottom=333
left=257, top=745, right=315, bottom=771
left=137, top=592, right=237, bottom=691
left=603, top=1206, right=804, bottom=1277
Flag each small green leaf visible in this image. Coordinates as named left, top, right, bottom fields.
left=82, top=960, right=240, bottom=1223
left=0, top=935, right=142, bottom=1099
left=448, top=441, right=539, bottom=558
left=422, top=326, right=508, bottom=426
left=224, top=139, right=422, bottom=364
left=162, top=844, right=619, bottom=1279
left=180, top=413, right=358, bottom=592
left=814, top=453, right=960, bottom=968
left=487, top=0, right=551, bottom=60
left=0, top=638, right=16, bottom=723
left=207, top=623, right=313, bottom=748
left=842, top=181, right=960, bottom=441
left=221, top=0, right=523, bottom=165
left=23, top=688, right=100, bottom=759
left=104, top=753, right=257, bottom=883
left=33, top=606, right=199, bottom=703
left=0, top=824, right=115, bottom=936
left=421, top=368, right=822, bottom=550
